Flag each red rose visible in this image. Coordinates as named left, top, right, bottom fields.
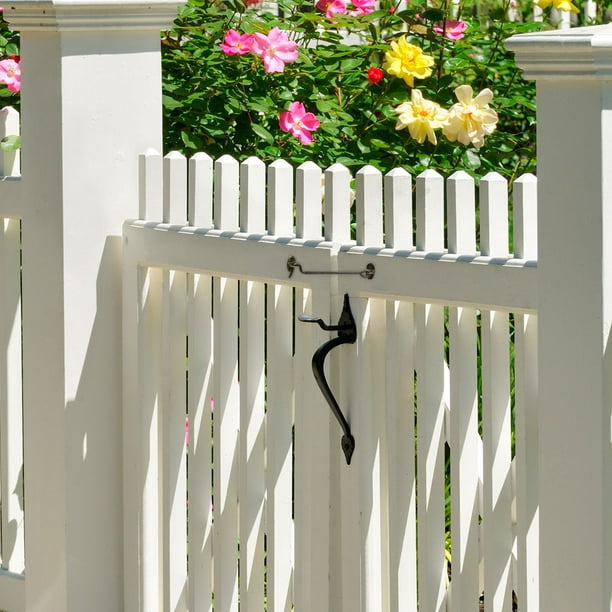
left=367, top=67, right=384, bottom=84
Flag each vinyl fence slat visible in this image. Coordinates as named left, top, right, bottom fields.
left=416, top=170, right=444, bottom=252
left=164, top=151, right=187, bottom=224
left=513, top=174, right=538, bottom=260
left=188, top=152, right=213, bottom=229
left=212, top=276, right=240, bottom=612
left=448, top=305, right=481, bottom=611
left=514, top=312, right=539, bottom=612
left=480, top=173, right=509, bottom=257
left=296, top=162, right=323, bottom=240
left=161, top=264, right=188, bottom=612
left=385, top=300, right=417, bottom=612
left=238, top=279, right=266, bottom=611
left=139, top=266, right=164, bottom=611
left=512, top=175, right=539, bottom=611
left=139, top=149, right=162, bottom=220
left=356, top=165, right=383, bottom=247
left=265, top=283, right=295, bottom=612
left=324, top=163, right=351, bottom=243
left=214, top=155, right=240, bottom=232
left=415, top=301, right=447, bottom=612
left=293, top=285, right=330, bottom=611
left=268, top=159, right=294, bottom=237
left=414, top=168, right=446, bottom=611
left=240, top=157, right=266, bottom=234
left=187, top=273, right=214, bottom=612
left=353, top=297, right=388, bottom=611
left=446, top=171, right=480, bottom=611
left=0, top=217, right=24, bottom=574
left=480, top=173, right=513, bottom=611
left=447, top=171, right=476, bottom=256
left=383, top=168, right=412, bottom=250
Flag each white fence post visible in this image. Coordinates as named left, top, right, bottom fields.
left=506, top=25, right=612, bottom=611
left=4, top=1, right=183, bottom=611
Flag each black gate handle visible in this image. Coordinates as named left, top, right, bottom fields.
left=298, top=294, right=356, bottom=465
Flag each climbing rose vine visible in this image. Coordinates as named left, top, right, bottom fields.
left=161, top=0, right=586, bottom=180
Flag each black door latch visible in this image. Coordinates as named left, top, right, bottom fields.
left=298, top=294, right=356, bottom=465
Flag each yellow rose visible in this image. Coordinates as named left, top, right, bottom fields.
left=383, top=36, right=434, bottom=87
left=394, top=89, right=449, bottom=146
left=535, top=0, right=579, bottom=13
left=442, top=85, right=498, bottom=150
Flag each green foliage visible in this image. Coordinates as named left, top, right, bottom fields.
left=0, top=13, right=20, bottom=109
left=0, top=134, right=21, bottom=151
left=161, top=0, right=550, bottom=181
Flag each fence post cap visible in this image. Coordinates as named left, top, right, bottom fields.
left=4, top=0, right=185, bottom=31
left=505, top=23, right=612, bottom=79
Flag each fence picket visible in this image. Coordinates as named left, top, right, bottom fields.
left=186, top=272, right=214, bottom=612
left=324, top=163, right=351, bottom=243
left=447, top=171, right=476, bottom=255
left=356, top=165, right=383, bottom=247
left=161, top=152, right=189, bottom=611
left=161, top=264, right=188, bottom=612
left=139, top=149, right=162, bottom=220
left=265, top=284, right=295, bottom=612
left=513, top=174, right=538, bottom=260
left=240, top=157, right=266, bottom=234
left=296, top=161, right=323, bottom=240
left=512, top=173, right=539, bottom=611
left=188, top=152, right=213, bottom=229
left=236, top=158, right=267, bottom=611
left=513, top=312, right=539, bottom=612
left=293, top=284, right=331, bottom=611
left=238, top=279, right=266, bottom=611
left=0, top=217, right=24, bottom=575
left=214, top=155, right=240, bottom=232
left=164, top=152, right=187, bottom=224
left=268, top=159, right=294, bottom=236
left=447, top=171, right=480, bottom=611
left=480, top=173, right=513, bottom=611
left=212, top=275, right=240, bottom=612
left=138, top=266, right=164, bottom=611
left=383, top=168, right=412, bottom=250
left=352, top=297, right=388, bottom=611
left=416, top=169, right=445, bottom=251
left=415, top=169, right=447, bottom=612
left=385, top=300, right=417, bottom=611
left=480, top=172, right=509, bottom=256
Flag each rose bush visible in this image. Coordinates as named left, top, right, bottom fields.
left=160, top=0, right=579, bottom=182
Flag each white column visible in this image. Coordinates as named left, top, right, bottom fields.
left=4, top=2, right=183, bottom=611
left=506, top=25, right=612, bottom=612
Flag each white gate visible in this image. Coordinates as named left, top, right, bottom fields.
left=122, top=150, right=538, bottom=612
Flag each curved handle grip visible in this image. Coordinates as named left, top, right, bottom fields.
left=298, top=294, right=356, bottom=464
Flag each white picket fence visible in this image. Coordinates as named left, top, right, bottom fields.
left=1, top=3, right=612, bottom=612
left=121, top=149, right=538, bottom=611
left=0, top=105, right=24, bottom=612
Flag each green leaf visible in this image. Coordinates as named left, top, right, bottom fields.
left=370, top=138, right=390, bottom=150
left=180, top=130, right=199, bottom=150
left=162, top=95, right=183, bottom=110
left=251, top=123, right=274, bottom=144
left=463, top=149, right=481, bottom=169
left=340, top=58, right=364, bottom=72
left=0, top=134, right=21, bottom=151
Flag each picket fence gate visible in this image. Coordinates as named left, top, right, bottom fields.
left=1, top=2, right=611, bottom=612
left=121, top=150, right=539, bottom=612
